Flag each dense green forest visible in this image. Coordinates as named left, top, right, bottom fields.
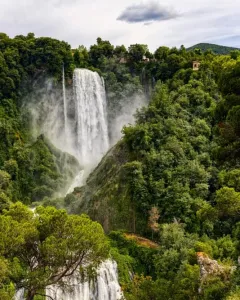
left=187, top=43, right=240, bottom=55
left=1, top=32, right=240, bottom=299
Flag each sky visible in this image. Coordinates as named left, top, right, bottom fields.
left=0, top=0, right=239, bottom=51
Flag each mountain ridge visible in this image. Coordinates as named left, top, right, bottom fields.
left=187, top=42, right=240, bottom=54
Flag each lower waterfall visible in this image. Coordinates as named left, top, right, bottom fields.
left=46, top=260, right=123, bottom=300
left=15, top=260, right=124, bottom=300
left=46, top=260, right=124, bottom=300
left=14, top=289, right=24, bottom=300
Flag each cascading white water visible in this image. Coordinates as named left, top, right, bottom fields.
left=14, top=289, right=24, bottom=300
left=65, top=68, right=109, bottom=193
left=62, top=65, right=68, bottom=136
left=14, top=258, right=124, bottom=300
left=27, top=68, right=109, bottom=167
left=66, top=169, right=84, bottom=194
left=46, top=260, right=124, bottom=300
left=73, top=69, right=109, bottom=167
left=26, top=68, right=109, bottom=193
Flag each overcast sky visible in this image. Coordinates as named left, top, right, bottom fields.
left=0, top=0, right=239, bottom=51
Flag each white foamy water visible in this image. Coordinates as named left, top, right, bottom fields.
left=66, top=170, right=85, bottom=194
left=73, top=68, right=109, bottom=167
left=46, top=260, right=124, bottom=300
left=15, top=260, right=124, bottom=300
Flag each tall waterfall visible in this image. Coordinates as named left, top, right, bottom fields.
left=73, top=69, right=109, bottom=166
left=25, top=68, right=109, bottom=192
left=27, top=68, right=109, bottom=167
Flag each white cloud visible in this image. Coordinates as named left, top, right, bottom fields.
left=0, top=0, right=239, bottom=50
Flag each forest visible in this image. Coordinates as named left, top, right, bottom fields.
left=1, top=32, right=240, bottom=299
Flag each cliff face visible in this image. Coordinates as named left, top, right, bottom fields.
left=30, top=134, right=81, bottom=200
left=197, top=252, right=233, bottom=295
left=67, top=141, right=135, bottom=232
left=197, top=252, right=227, bottom=279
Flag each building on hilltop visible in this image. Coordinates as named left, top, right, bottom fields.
left=193, top=61, right=201, bottom=70
left=119, top=57, right=128, bottom=64
left=142, top=55, right=150, bottom=62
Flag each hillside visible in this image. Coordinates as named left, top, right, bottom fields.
left=2, top=33, right=240, bottom=299
left=187, top=42, right=240, bottom=54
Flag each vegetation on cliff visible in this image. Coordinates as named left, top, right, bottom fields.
left=68, top=41, right=240, bottom=299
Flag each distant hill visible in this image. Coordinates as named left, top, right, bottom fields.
left=187, top=43, right=240, bottom=54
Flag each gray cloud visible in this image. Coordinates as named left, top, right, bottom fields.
left=117, top=2, right=178, bottom=24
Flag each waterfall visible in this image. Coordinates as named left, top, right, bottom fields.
left=26, top=68, right=109, bottom=193
left=64, top=68, right=109, bottom=193
left=46, top=260, right=124, bottom=300
left=15, top=260, right=124, bottom=300
left=73, top=69, right=109, bottom=167
left=66, top=169, right=84, bottom=194
left=14, top=289, right=24, bottom=300
left=62, top=64, right=68, bottom=136
left=27, top=68, right=109, bottom=167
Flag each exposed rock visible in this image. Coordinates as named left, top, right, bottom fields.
left=197, top=252, right=225, bottom=280
left=196, top=252, right=233, bottom=294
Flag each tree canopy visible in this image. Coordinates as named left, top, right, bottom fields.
left=0, top=203, right=109, bottom=300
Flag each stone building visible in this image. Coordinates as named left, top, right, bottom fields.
left=193, top=61, right=201, bottom=70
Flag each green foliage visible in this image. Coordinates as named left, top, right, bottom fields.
left=64, top=42, right=240, bottom=298
left=154, top=46, right=170, bottom=60
left=0, top=33, right=78, bottom=205
left=0, top=202, right=109, bottom=299
left=127, top=44, right=149, bottom=73
left=110, top=247, right=134, bottom=285
left=216, top=187, right=240, bottom=218
left=1, top=32, right=240, bottom=298
left=89, top=37, right=114, bottom=68
left=73, top=45, right=89, bottom=68
left=109, top=231, right=157, bottom=278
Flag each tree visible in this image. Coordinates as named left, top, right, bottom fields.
left=0, top=203, right=109, bottom=300
left=0, top=256, right=14, bottom=300
left=148, top=206, right=160, bottom=238
left=154, top=46, right=170, bottom=60
left=89, top=37, right=114, bottom=67
left=0, top=170, right=11, bottom=190
left=194, top=48, right=202, bottom=55
left=230, top=50, right=240, bottom=60
left=216, top=187, right=240, bottom=218
left=128, top=44, right=148, bottom=63
left=73, top=45, right=89, bottom=68
left=114, top=45, right=127, bottom=57
left=227, top=105, right=240, bottom=137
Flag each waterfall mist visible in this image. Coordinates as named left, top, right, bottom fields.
left=108, top=93, right=148, bottom=146
left=24, top=68, right=109, bottom=194
left=24, top=67, right=147, bottom=196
